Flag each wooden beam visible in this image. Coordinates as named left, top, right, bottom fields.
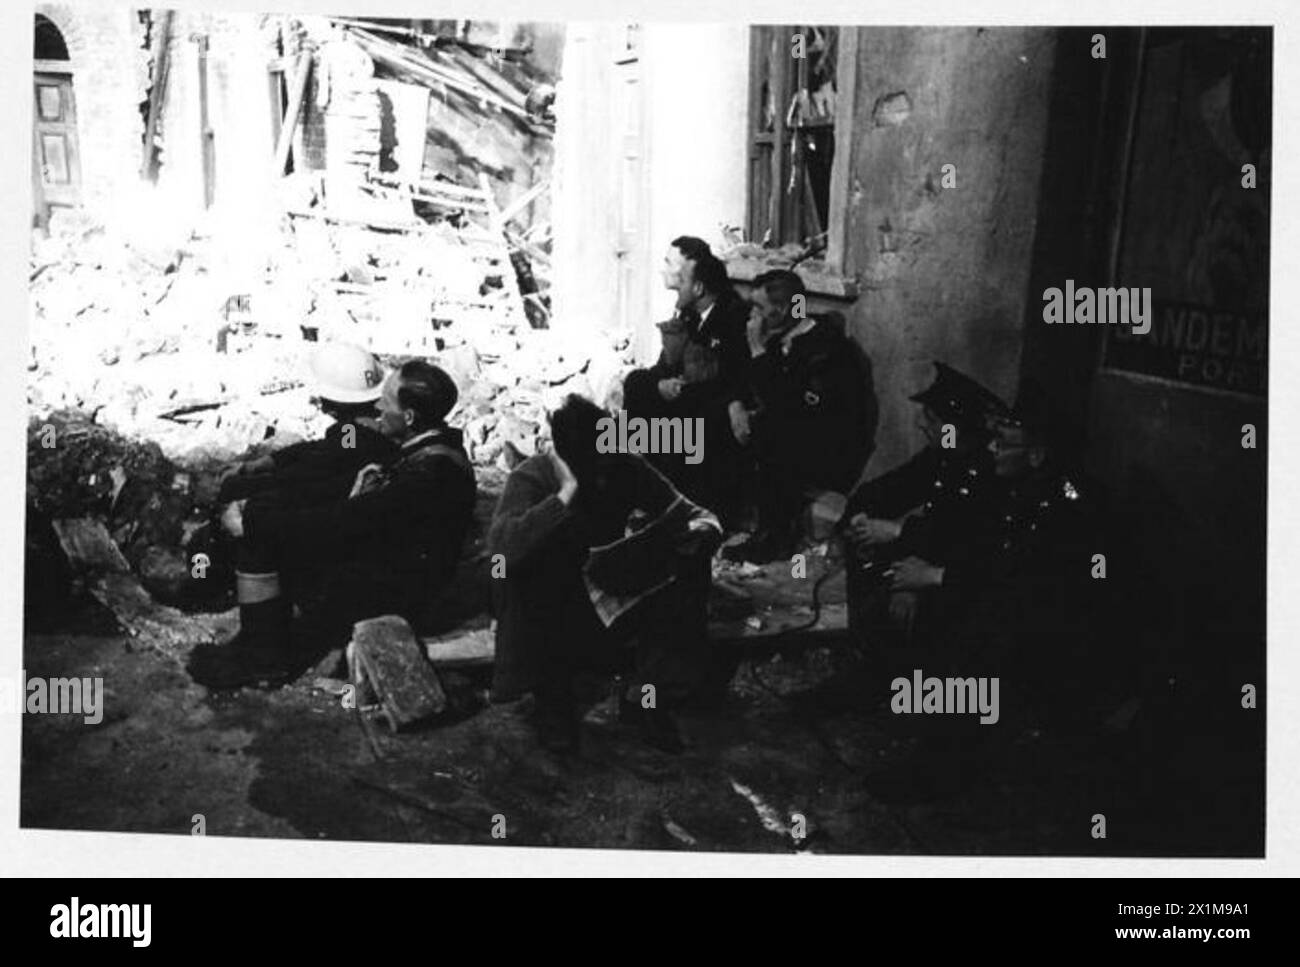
left=825, top=27, right=858, bottom=275
left=140, top=10, right=174, bottom=181
left=498, top=178, right=548, bottom=226
left=769, top=29, right=789, bottom=244
left=422, top=627, right=495, bottom=668
left=52, top=518, right=219, bottom=657
left=272, top=53, right=312, bottom=177
left=193, top=33, right=215, bottom=209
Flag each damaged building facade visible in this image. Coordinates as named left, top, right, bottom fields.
left=554, top=24, right=1268, bottom=644
left=23, top=11, right=1269, bottom=857
left=30, top=8, right=587, bottom=468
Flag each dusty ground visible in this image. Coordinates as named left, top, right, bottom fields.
left=21, top=593, right=1263, bottom=857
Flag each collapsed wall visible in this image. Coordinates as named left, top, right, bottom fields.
left=27, top=15, right=635, bottom=619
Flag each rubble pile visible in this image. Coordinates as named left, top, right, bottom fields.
left=25, top=409, right=226, bottom=610
left=28, top=202, right=636, bottom=476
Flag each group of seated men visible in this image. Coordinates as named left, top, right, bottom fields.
left=188, top=344, right=477, bottom=690
left=624, top=236, right=875, bottom=558
left=187, top=239, right=1112, bottom=765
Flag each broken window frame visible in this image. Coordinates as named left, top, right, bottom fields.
left=745, top=25, right=857, bottom=277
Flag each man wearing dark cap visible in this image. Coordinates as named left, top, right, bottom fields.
left=188, top=360, right=477, bottom=690
left=885, top=381, right=1103, bottom=723
left=843, top=362, right=1009, bottom=642
left=864, top=381, right=1109, bottom=800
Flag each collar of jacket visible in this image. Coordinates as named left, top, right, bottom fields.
left=765, top=316, right=820, bottom=355
left=401, top=425, right=460, bottom=452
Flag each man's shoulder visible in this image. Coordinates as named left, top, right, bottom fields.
left=717, top=292, right=750, bottom=326
left=505, top=453, right=559, bottom=491
left=398, top=432, right=474, bottom=482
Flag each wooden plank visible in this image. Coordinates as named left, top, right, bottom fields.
left=52, top=518, right=130, bottom=574
left=89, top=573, right=219, bottom=655
left=825, top=27, right=859, bottom=274
left=286, top=207, right=427, bottom=233
left=723, top=256, right=860, bottom=300
left=273, top=53, right=312, bottom=177
left=478, top=173, right=529, bottom=325
left=140, top=10, right=174, bottom=180
left=348, top=615, right=447, bottom=731
left=52, top=518, right=219, bottom=656
left=422, top=627, right=495, bottom=668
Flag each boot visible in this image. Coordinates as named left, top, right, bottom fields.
left=187, top=572, right=296, bottom=690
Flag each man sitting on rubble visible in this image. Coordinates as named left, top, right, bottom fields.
left=866, top=383, right=1109, bottom=799
left=842, top=362, right=1009, bottom=646
left=623, top=239, right=752, bottom=527
left=728, top=269, right=873, bottom=562
left=218, top=342, right=397, bottom=508
left=187, top=360, right=477, bottom=690
left=488, top=394, right=724, bottom=754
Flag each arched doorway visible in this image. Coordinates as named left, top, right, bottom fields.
left=33, top=14, right=82, bottom=228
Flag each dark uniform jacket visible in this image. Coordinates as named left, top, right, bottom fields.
left=934, top=463, right=1103, bottom=667
left=221, top=422, right=398, bottom=508
left=488, top=452, right=717, bottom=700
left=934, top=463, right=1109, bottom=726
left=846, top=445, right=998, bottom=565
left=749, top=317, right=873, bottom=493
left=244, top=426, right=476, bottom=598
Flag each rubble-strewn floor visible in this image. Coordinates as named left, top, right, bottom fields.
left=21, top=597, right=1263, bottom=857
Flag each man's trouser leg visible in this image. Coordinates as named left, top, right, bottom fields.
left=754, top=454, right=807, bottom=548
left=186, top=532, right=293, bottom=688
left=626, top=554, right=713, bottom=709
left=294, top=561, right=419, bottom=660
left=528, top=573, right=610, bottom=748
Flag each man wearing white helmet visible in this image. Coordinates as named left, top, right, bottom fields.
left=219, top=342, right=397, bottom=507
left=189, top=356, right=477, bottom=690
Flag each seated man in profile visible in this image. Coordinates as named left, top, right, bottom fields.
left=187, top=361, right=477, bottom=690
left=219, top=342, right=397, bottom=507
left=885, top=383, right=1104, bottom=726
left=488, top=395, right=723, bottom=754
left=867, top=384, right=1109, bottom=799
left=842, top=362, right=1009, bottom=644
left=731, top=269, right=873, bottom=562
left=623, top=238, right=752, bottom=528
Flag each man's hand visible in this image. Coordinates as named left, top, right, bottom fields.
left=845, top=513, right=903, bottom=549
left=886, top=556, right=944, bottom=592
left=219, top=455, right=273, bottom=485
left=220, top=500, right=247, bottom=539
left=746, top=316, right=766, bottom=356
left=657, top=377, right=685, bottom=402
left=550, top=447, right=579, bottom=505
left=676, top=517, right=724, bottom=559
left=728, top=400, right=752, bottom=445
left=888, top=591, right=922, bottom=639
